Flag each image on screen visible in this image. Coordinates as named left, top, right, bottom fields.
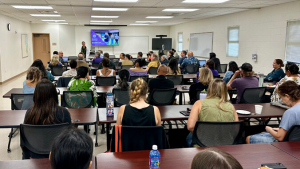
left=91, top=29, right=119, bottom=46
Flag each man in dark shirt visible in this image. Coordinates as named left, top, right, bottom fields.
left=210, top=52, right=221, bottom=72
left=98, top=52, right=116, bottom=70
left=148, top=65, right=174, bottom=94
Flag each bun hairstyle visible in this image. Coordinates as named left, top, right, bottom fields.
left=277, top=81, right=300, bottom=102
left=285, top=62, right=299, bottom=75
left=27, top=67, right=42, bottom=83
left=134, top=58, right=146, bottom=67
left=275, top=59, right=284, bottom=67
left=129, top=78, right=148, bottom=104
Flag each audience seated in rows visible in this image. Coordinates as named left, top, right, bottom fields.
left=161, top=55, right=169, bottom=66
left=147, top=53, right=161, bottom=70
left=114, top=69, right=130, bottom=89
left=168, top=50, right=174, bottom=61
left=129, top=58, right=148, bottom=76
left=247, top=81, right=300, bottom=143
left=31, top=59, right=54, bottom=81
left=180, top=51, right=199, bottom=74
left=116, top=78, right=161, bottom=126
left=178, top=50, right=187, bottom=65
left=227, top=63, right=258, bottom=104
left=189, top=67, right=213, bottom=104
left=92, top=52, right=102, bottom=64
left=62, top=60, right=77, bottom=77
left=50, top=127, right=93, bottom=169
left=98, top=53, right=116, bottom=70
left=119, top=53, right=125, bottom=62
left=205, top=59, right=219, bottom=76
left=77, top=53, right=90, bottom=72
left=209, top=52, right=220, bottom=72
left=96, top=58, right=116, bottom=77
left=68, top=66, right=98, bottom=106
left=187, top=79, right=239, bottom=147
left=148, top=65, right=174, bottom=94
left=167, top=58, right=181, bottom=75
left=223, top=61, right=239, bottom=84
left=23, top=67, right=42, bottom=94
left=137, top=52, right=143, bottom=58
left=122, top=54, right=133, bottom=66
left=49, top=55, right=62, bottom=67
left=271, top=62, right=300, bottom=103
left=264, top=59, right=286, bottom=82
left=22, top=79, right=71, bottom=159
left=58, top=51, right=64, bottom=62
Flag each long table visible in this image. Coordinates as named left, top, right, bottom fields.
left=272, top=141, right=300, bottom=160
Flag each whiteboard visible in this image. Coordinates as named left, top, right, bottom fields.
left=189, top=32, right=213, bottom=58
left=113, top=36, right=149, bottom=54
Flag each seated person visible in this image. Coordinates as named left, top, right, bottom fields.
left=172, top=48, right=179, bottom=61
left=96, top=58, right=116, bottom=77
left=180, top=51, right=199, bottom=74
left=167, top=58, right=181, bottom=75
left=77, top=52, right=90, bottom=72
left=116, top=78, right=161, bottom=126
left=62, top=60, right=77, bottom=77
left=31, top=59, right=54, bottom=81
left=147, top=51, right=154, bottom=61
left=50, top=127, right=93, bottom=169
left=271, top=62, right=300, bottom=103
left=178, top=50, right=187, bottom=65
left=129, top=58, right=148, bottom=76
left=23, top=67, right=42, bottom=94
left=161, top=55, right=169, bottom=66
left=137, top=52, right=143, bottom=58
left=187, top=79, right=239, bottom=147
left=227, top=63, right=258, bottom=104
left=98, top=53, right=116, bottom=70
left=92, top=52, right=102, bottom=63
left=48, top=55, right=62, bottom=67
left=122, top=54, right=133, bottom=66
left=205, top=59, right=219, bottom=76
left=68, top=66, right=98, bottom=106
left=114, top=69, right=131, bottom=89
left=147, top=53, right=161, bottom=71
left=209, top=52, right=220, bottom=72
left=223, top=61, right=239, bottom=83
left=246, top=81, right=300, bottom=144
left=264, top=59, right=286, bottom=82
left=191, top=148, right=242, bottom=169
left=119, top=53, right=125, bottom=62
left=189, top=67, right=213, bottom=104
left=168, top=50, right=174, bottom=61
left=22, top=79, right=71, bottom=159
left=58, top=51, right=64, bottom=62
left=148, top=65, right=174, bottom=94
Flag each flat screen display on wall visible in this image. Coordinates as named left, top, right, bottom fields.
left=91, top=29, right=119, bottom=46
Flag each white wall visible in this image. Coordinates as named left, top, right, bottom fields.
left=170, top=1, right=300, bottom=74
left=0, top=14, right=33, bottom=82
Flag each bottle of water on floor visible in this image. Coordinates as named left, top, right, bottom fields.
left=106, top=92, right=114, bottom=116
left=149, top=145, right=160, bottom=169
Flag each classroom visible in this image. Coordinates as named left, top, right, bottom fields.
left=0, top=0, right=300, bottom=168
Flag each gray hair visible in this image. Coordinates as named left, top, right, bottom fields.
left=95, top=52, right=100, bottom=57
left=162, top=55, right=168, bottom=59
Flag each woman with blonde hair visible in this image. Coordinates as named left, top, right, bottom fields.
left=48, top=55, right=62, bottom=67
left=189, top=67, right=213, bottom=104
left=186, top=79, right=239, bottom=147
left=147, top=53, right=161, bottom=71
left=116, top=78, right=161, bottom=126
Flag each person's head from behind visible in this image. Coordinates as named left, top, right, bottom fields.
left=31, top=59, right=47, bottom=77
left=273, top=59, right=284, bottom=69
left=181, top=50, right=187, bottom=57
left=285, top=62, right=299, bottom=77
left=134, top=58, right=146, bottom=68
left=168, top=50, right=173, bottom=56
left=70, top=60, right=77, bottom=69
left=191, top=148, right=242, bottom=169
left=188, top=51, right=193, bottom=57
left=205, top=59, right=215, bottom=70
left=240, top=63, right=254, bottom=77
left=209, top=52, right=216, bottom=59
left=169, top=58, right=179, bottom=75
left=95, top=52, right=100, bottom=58
left=118, top=69, right=130, bottom=89
left=58, top=51, right=63, bottom=57
left=51, top=55, right=60, bottom=66
left=27, top=67, right=42, bottom=84
left=137, top=52, right=143, bottom=58
left=53, top=51, right=58, bottom=55
left=206, top=79, right=231, bottom=111
left=161, top=55, right=168, bottom=61
left=172, top=49, right=176, bottom=53
left=103, top=53, right=110, bottom=59
left=228, top=61, right=239, bottom=73
left=277, top=81, right=300, bottom=107
left=157, top=64, right=168, bottom=76
left=78, top=53, right=84, bottom=60
left=125, top=54, right=131, bottom=60
left=129, top=78, right=148, bottom=103
left=75, top=66, right=89, bottom=79
left=120, top=53, right=125, bottom=59
left=102, top=58, right=110, bottom=68
left=198, top=67, right=213, bottom=86
left=50, top=127, right=93, bottom=169
left=98, top=50, right=103, bottom=54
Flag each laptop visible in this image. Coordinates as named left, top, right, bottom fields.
left=199, top=60, right=206, bottom=67
left=62, top=57, right=68, bottom=62
left=270, top=102, right=290, bottom=110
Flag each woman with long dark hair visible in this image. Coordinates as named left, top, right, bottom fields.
left=223, top=61, right=239, bottom=83
left=114, top=69, right=130, bottom=89
left=167, top=58, right=181, bottom=75
left=30, top=59, right=54, bottom=81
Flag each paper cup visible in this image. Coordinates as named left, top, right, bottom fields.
left=255, top=105, right=263, bottom=114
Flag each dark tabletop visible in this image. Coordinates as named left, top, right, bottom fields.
left=272, top=141, right=300, bottom=160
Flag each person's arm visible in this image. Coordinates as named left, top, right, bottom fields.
left=96, top=70, right=100, bottom=77
left=187, top=100, right=202, bottom=133
left=113, top=70, right=116, bottom=76
left=265, top=126, right=287, bottom=142
left=116, top=105, right=126, bottom=125
left=227, top=70, right=240, bottom=90
left=232, top=105, right=239, bottom=121
left=47, top=71, right=54, bottom=81
left=265, top=69, right=285, bottom=82
left=153, top=106, right=161, bottom=126
left=180, top=59, right=186, bottom=69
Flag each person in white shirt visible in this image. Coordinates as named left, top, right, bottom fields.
left=80, top=41, right=89, bottom=59
left=62, top=60, right=77, bottom=77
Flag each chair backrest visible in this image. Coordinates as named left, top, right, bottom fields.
left=111, top=126, right=169, bottom=152
left=121, top=65, right=133, bottom=70
left=149, top=88, right=177, bottom=106
left=185, top=64, right=199, bottom=74
left=57, top=77, right=73, bottom=87
left=92, top=62, right=99, bottom=67
left=129, top=76, right=148, bottom=82
left=51, top=66, right=65, bottom=76
left=110, top=58, right=120, bottom=66
left=11, top=94, right=34, bottom=110
left=109, top=55, right=115, bottom=58
left=20, top=123, right=70, bottom=157
left=68, top=56, right=77, bottom=60
left=218, top=64, right=227, bottom=73
left=96, top=76, right=116, bottom=86
left=61, top=61, right=69, bottom=67
left=166, top=75, right=183, bottom=85
left=213, top=75, right=221, bottom=78
left=113, top=88, right=130, bottom=107
left=240, top=87, right=266, bottom=104
left=62, top=91, right=94, bottom=108
left=283, top=125, right=300, bottom=142
left=192, top=121, right=243, bottom=147
left=148, top=67, right=158, bottom=75
left=131, top=58, right=137, bottom=63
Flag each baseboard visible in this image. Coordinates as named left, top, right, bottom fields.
left=0, top=71, right=27, bottom=85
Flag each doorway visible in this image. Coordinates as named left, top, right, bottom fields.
left=32, top=33, right=50, bottom=67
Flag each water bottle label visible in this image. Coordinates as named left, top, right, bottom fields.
left=106, top=95, right=114, bottom=116
left=149, top=157, right=160, bottom=169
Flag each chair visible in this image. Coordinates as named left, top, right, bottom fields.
left=213, top=75, right=221, bottom=78
left=110, top=126, right=169, bottom=152
left=283, top=125, right=300, bottom=142
left=96, top=76, right=116, bottom=86
left=240, top=87, right=267, bottom=104
left=110, top=58, right=120, bottom=66
left=121, top=65, right=133, bottom=70
left=92, top=62, right=99, bottom=67
left=62, top=91, right=94, bottom=108
left=68, top=56, right=77, bottom=60
left=11, top=93, right=34, bottom=110
left=57, top=77, right=73, bottom=87
left=192, top=121, right=243, bottom=147
left=20, top=123, right=70, bottom=159
left=149, top=88, right=177, bottom=106
left=109, top=55, right=116, bottom=58
left=131, top=58, right=137, bottom=63
left=61, top=61, right=68, bottom=67
left=185, top=64, right=199, bottom=74
left=113, top=88, right=130, bottom=107
left=148, top=67, right=158, bottom=75
left=218, top=64, right=228, bottom=73
left=51, top=66, right=65, bottom=76
left=129, top=76, right=148, bottom=82
left=166, top=75, right=183, bottom=85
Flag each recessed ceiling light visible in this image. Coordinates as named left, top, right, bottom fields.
left=48, top=23, right=68, bottom=25
left=130, top=24, right=149, bottom=26
left=90, top=20, right=113, bottom=23
left=92, top=8, right=128, bottom=11
left=182, top=0, right=229, bottom=3
left=163, top=9, right=199, bottom=12
left=12, top=5, right=53, bottom=9
left=136, top=21, right=158, bottom=23
left=42, top=20, right=65, bottom=22
left=30, top=14, right=61, bottom=17
left=146, top=16, right=174, bottom=19
left=94, top=0, right=138, bottom=2
left=91, top=16, right=119, bottom=18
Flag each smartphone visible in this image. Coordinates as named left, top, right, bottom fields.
left=180, top=111, right=190, bottom=116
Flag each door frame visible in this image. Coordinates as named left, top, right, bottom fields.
left=32, top=33, right=51, bottom=62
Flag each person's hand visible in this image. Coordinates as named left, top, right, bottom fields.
left=265, top=126, right=273, bottom=133
left=234, top=70, right=241, bottom=76
left=273, top=128, right=279, bottom=132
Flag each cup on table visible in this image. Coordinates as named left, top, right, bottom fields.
left=255, top=105, right=263, bottom=114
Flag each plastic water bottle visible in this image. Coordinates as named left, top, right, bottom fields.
left=106, top=92, right=114, bottom=116
left=149, top=145, right=161, bottom=169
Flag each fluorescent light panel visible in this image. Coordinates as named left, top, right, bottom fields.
left=30, top=14, right=61, bottom=17
left=94, top=0, right=138, bottom=2
left=146, top=16, right=174, bottom=19
left=182, top=0, right=229, bottom=3
left=91, top=16, right=119, bottom=18
left=12, top=5, right=53, bottom=9
left=92, top=8, right=128, bottom=11
left=48, top=23, right=68, bottom=24
left=136, top=21, right=157, bottom=23
left=130, top=24, right=149, bottom=25
left=42, top=20, right=65, bottom=22
left=163, top=9, right=199, bottom=12
left=89, top=23, right=110, bottom=25
left=90, top=20, right=113, bottom=23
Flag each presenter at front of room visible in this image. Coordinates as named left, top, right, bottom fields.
left=81, top=41, right=89, bottom=59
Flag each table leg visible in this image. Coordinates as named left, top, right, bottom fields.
left=106, top=124, right=111, bottom=151
left=95, top=123, right=98, bottom=147
left=179, top=92, right=183, bottom=105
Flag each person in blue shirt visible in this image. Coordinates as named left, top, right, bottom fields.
left=180, top=51, right=199, bottom=74
left=223, top=61, right=239, bottom=83
left=92, top=52, right=102, bottom=63
left=178, top=50, right=187, bottom=65
left=264, top=59, right=285, bottom=82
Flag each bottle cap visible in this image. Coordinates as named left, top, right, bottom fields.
left=152, top=145, right=157, bottom=150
